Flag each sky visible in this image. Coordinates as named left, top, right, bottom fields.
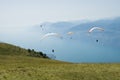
left=0, top=0, right=120, bottom=62
left=0, top=0, right=120, bottom=28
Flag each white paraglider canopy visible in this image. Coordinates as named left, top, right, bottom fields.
left=67, top=31, right=74, bottom=35
left=66, top=31, right=74, bottom=39
left=88, top=27, right=104, bottom=43
left=40, top=32, right=62, bottom=40
left=88, top=27, right=104, bottom=33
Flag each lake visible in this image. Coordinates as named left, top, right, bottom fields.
left=0, top=27, right=120, bottom=63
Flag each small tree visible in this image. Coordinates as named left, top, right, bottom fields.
left=43, top=54, right=49, bottom=58
left=28, top=49, right=31, bottom=53
left=38, top=52, right=43, bottom=56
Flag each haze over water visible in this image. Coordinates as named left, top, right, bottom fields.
left=0, top=0, right=120, bottom=62
left=0, top=23, right=120, bottom=63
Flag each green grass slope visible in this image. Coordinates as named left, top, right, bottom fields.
left=0, top=42, right=120, bottom=80
left=0, top=55, right=120, bottom=80
left=0, top=42, right=29, bottom=56
left=0, top=42, right=47, bottom=58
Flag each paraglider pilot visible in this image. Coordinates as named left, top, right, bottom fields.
left=52, top=49, right=54, bottom=53
left=96, top=39, right=98, bottom=42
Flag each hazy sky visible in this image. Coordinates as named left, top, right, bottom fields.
left=0, top=0, right=120, bottom=27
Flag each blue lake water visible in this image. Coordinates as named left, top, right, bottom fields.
left=0, top=28, right=120, bottom=63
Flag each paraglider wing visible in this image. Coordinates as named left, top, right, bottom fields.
left=88, top=27, right=104, bottom=33
left=88, top=27, right=104, bottom=43
left=40, top=33, right=62, bottom=40
left=67, top=31, right=74, bottom=39
left=67, top=31, right=74, bottom=35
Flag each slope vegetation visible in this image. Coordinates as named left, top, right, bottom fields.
left=0, top=42, right=120, bottom=80
left=0, top=42, right=29, bottom=56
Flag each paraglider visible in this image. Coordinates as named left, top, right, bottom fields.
left=88, top=27, right=104, bottom=43
left=96, top=39, right=98, bottom=42
left=40, top=25, right=42, bottom=27
left=40, top=25, right=44, bottom=30
left=67, top=32, right=74, bottom=35
left=40, top=32, right=62, bottom=40
left=88, top=27, right=104, bottom=33
left=67, top=31, right=74, bottom=39
left=52, top=49, right=54, bottom=53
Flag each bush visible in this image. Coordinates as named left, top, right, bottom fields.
left=27, top=49, right=49, bottom=58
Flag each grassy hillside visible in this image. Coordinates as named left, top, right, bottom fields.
left=0, top=42, right=120, bottom=80
left=0, top=42, right=29, bottom=56
left=0, top=55, right=120, bottom=80
left=0, top=42, right=47, bottom=58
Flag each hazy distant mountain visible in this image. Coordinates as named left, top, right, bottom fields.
left=67, top=17, right=120, bottom=47
left=1, top=17, right=120, bottom=63
left=32, top=17, right=120, bottom=33
left=32, top=20, right=90, bottom=33
left=46, top=21, right=75, bottom=33
left=50, top=21, right=74, bottom=28
left=69, top=17, right=120, bottom=32
left=68, top=17, right=120, bottom=39
left=30, top=17, right=120, bottom=47
left=70, top=19, right=90, bottom=25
